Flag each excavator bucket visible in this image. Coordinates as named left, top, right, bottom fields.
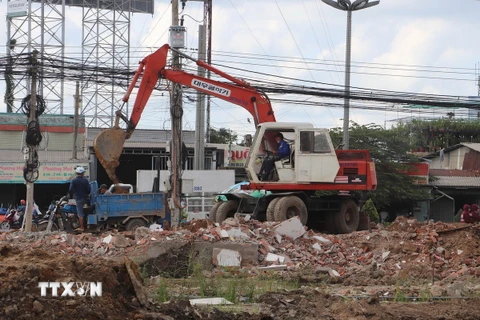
left=93, top=127, right=127, bottom=183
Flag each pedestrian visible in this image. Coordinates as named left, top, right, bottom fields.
left=461, top=204, right=475, bottom=223
left=68, top=167, right=91, bottom=232
left=471, top=204, right=480, bottom=222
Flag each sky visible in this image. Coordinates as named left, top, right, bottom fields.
left=0, top=0, right=480, bottom=139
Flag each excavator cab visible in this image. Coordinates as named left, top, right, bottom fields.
left=246, top=122, right=340, bottom=184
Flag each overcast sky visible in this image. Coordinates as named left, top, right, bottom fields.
left=1, top=0, right=479, bottom=138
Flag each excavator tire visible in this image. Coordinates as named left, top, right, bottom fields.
left=215, top=200, right=239, bottom=224
left=333, top=199, right=359, bottom=234
left=266, top=198, right=281, bottom=222
left=209, top=202, right=223, bottom=222
left=274, top=196, right=308, bottom=225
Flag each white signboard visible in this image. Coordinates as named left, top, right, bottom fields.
left=7, top=0, right=28, bottom=17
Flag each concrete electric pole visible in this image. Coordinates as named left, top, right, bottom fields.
left=24, top=51, right=39, bottom=232
left=170, top=0, right=184, bottom=227
left=194, top=24, right=206, bottom=170
left=72, top=81, right=81, bottom=160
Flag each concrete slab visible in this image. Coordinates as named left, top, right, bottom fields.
left=194, top=242, right=259, bottom=267
left=189, top=298, right=233, bottom=306
left=274, top=216, right=306, bottom=240
left=213, top=248, right=242, bottom=267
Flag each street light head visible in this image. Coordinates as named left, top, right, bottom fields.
left=352, top=0, right=380, bottom=10
left=322, top=0, right=379, bottom=11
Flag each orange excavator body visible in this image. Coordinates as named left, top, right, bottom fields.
left=93, top=44, right=275, bottom=182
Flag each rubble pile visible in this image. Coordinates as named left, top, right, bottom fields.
left=1, top=216, right=480, bottom=286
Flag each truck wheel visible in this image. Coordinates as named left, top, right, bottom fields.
left=274, top=196, right=308, bottom=225
left=334, top=199, right=359, bottom=234
left=266, top=198, right=281, bottom=221
left=125, top=219, right=148, bottom=232
left=0, top=221, right=10, bottom=230
left=209, top=202, right=223, bottom=222
left=215, top=200, right=238, bottom=224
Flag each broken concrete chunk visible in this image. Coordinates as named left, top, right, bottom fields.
left=189, top=298, right=233, bottom=306
left=313, top=235, right=332, bottom=244
left=457, top=249, right=463, bottom=255
left=112, top=234, right=130, bottom=248
left=328, top=269, right=340, bottom=278
left=275, top=234, right=282, bottom=244
left=312, top=243, right=322, bottom=251
left=102, top=234, right=112, bottom=244
left=265, top=253, right=285, bottom=264
left=134, top=227, right=151, bottom=241
left=382, top=251, right=390, bottom=260
left=212, top=248, right=242, bottom=267
left=149, top=223, right=163, bottom=232
left=226, top=228, right=250, bottom=240
left=219, top=229, right=229, bottom=238
left=274, top=216, right=306, bottom=240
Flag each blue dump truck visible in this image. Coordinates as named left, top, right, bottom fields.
left=39, top=181, right=169, bottom=232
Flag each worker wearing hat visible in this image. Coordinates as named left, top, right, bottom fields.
left=68, top=167, right=91, bottom=232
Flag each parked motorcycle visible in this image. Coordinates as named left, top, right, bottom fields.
left=0, top=206, right=40, bottom=231
left=37, top=195, right=93, bottom=233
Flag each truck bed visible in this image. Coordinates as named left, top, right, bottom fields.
left=88, top=192, right=166, bottom=224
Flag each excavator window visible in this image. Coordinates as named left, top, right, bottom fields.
left=300, top=131, right=331, bottom=154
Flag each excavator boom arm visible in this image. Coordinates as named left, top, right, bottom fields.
left=94, top=44, right=275, bottom=182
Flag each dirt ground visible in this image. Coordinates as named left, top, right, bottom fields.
left=1, top=217, right=480, bottom=319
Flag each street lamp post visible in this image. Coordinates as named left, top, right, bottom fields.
left=321, top=0, right=379, bottom=150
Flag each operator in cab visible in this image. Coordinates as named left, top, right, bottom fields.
left=68, top=167, right=91, bottom=232
left=98, top=184, right=112, bottom=195
left=259, top=132, right=291, bottom=181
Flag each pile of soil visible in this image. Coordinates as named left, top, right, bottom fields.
left=0, top=245, right=139, bottom=319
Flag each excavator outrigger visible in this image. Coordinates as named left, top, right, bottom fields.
left=93, top=44, right=377, bottom=234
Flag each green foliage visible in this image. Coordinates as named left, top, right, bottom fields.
left=362, top=199, right=379, bottom=223
left=400, top=118, right=480, bottom=151
left=156, top=278, right=170, bottom=303
left=330, top=122, right=429, bottom=208
left=209, top=127, right=238, bottom=144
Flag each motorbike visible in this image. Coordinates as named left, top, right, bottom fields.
left=0, top=206, right=41, bottom=231
left=37, top=195, right=93, bottom=233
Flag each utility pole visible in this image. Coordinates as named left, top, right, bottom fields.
left=24, top=51, right=38, bottom=232
left=72, top=81, right=80, bottom=159
left=170, top=0, right=183, bottom=227
left=194, top=24, right=206, bottom=170
left=205, top=0, right=212, bottom=143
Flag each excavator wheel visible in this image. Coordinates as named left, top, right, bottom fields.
left=274, top=196, right=308, bottom=225
left=209, top=202, right=223, bottom=222
left=215, top=200, right=239, bottom=224
left=266, top=198, right=281, bottom=222
left=333, top=199, right=359, bottom=234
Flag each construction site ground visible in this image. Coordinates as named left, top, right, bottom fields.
left=1, top=216, right=480, bottom=319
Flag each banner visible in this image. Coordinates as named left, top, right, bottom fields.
left=224, top=146, right=249, bottom=168
left=7, top=0, right=28, bottom=18
left=0, top=163, right=89, bottom=184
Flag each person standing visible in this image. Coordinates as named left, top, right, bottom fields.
left=461, top=204, right=475, bottom=223
left=68, top=167, right=91, bottom=232
left=471, top=204, right=480, bottom=222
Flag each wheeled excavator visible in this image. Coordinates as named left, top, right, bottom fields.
left=93, top=44, right=377, bottom=234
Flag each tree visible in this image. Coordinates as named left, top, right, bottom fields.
left=209, top=127, right=238, bottom=144
left=330, top=122, right=429, bottom=209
